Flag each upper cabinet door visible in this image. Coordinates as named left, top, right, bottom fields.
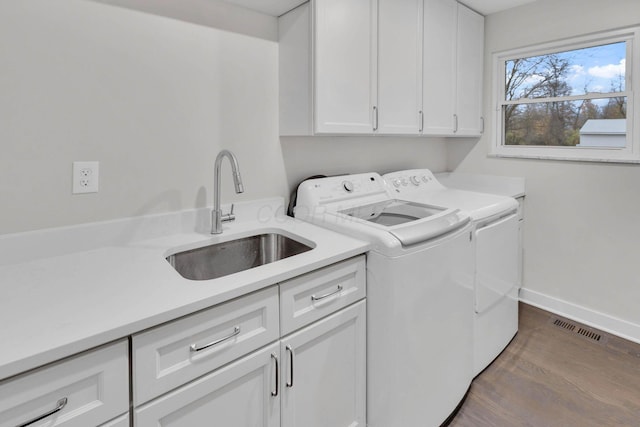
left=314, top=0, right=377, bottom=134
left=456, top=3, right=485, bottom=136
left=377, top=0, right=422, bottom=135
left=279, top=0, right=484, bottom=137
left=423, top=0, right=457, bottom=135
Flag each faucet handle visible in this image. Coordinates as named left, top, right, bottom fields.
left=222, top=204, right=236, bottom=224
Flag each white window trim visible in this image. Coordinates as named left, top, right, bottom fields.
left=490, top=27, right=640, bottom=163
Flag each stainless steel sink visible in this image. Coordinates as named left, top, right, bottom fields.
left=167, top=233, right=313, bottom=280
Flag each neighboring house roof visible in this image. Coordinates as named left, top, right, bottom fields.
left=580, top=119, right=626, bottom=135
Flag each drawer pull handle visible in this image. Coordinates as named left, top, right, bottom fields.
left=190, top=326, right=240, bottom=352
left=286, top=345, right=294, bottom=388
left=17, top=397, right=68, bottom=427
left=271, top=353, right=279, bottom=397
left=311, top=285, right=343, bottom=302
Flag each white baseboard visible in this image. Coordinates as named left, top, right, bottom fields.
left=520, top=288, right=640, bottom=345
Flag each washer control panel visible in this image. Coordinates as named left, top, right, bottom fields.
left=383, top=169, right=445, bottom=194
left=296, top=173, right=390, bottom=211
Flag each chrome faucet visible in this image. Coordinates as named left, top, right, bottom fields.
left=211, top=149, right=244, bottom=234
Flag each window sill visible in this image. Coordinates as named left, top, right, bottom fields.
left=489, top=151, right=640, bottom=164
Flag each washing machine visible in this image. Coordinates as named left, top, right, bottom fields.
left=384, top=169, right=519, bottom=376
left=295, top=173, right=475, bottom=427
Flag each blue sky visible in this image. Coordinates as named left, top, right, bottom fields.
left=507, top=41, right=626, bottom=99
left=564, top=41, right=626, bottom=94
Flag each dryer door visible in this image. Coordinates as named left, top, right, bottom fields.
left=475, top=213, right=519, bottom=314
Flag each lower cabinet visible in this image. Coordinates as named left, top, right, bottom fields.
left=1, top=257, right=367, bottom=427
left=132, top=256, right=367, bottom=427
left=101, top=414, right=130, bottom=427
left=135, top=343, right=280, bottom=427
left=0, top=340, right=129, bottom=427
left=134, top=301, right=366, bottom=427
left=280, top=301, right=366, bottom=427
left=132, top=287, right=280, bottom=406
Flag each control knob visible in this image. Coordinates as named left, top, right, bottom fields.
left=342, top=180, right=354, bottom=192
left=410, top=176, right=421, bottom=186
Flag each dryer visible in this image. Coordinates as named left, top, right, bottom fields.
left=384, top=169, right=520, bottom=376
left=295, top=173, right=475, bottom=427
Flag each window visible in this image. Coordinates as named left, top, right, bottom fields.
left=491, top=28, right=640, bottom=162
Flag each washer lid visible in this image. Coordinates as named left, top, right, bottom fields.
left=334, top=200, right=470, bottom=246
left=295, top=173, right=471, bottom=247
left=383, top=169, right=518, bottom=221
left=338, top=199, right=443, bottom=225
left=415, top=189, right=518, bottom=221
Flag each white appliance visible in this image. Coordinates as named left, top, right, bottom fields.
left=384, top=169, right=520, bottom=376
left=295, top=173, right=475, bottom=427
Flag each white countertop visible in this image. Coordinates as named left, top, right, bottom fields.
left=435, top=172, right=526, bottom=198
left=0, top=198, right=369, bottom=381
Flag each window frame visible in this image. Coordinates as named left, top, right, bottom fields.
left=490, top=27, right=640, bottom=163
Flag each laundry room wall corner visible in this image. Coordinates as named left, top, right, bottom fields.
left=447, top=0, right=640, bottom=341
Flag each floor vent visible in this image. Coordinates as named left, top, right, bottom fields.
left=553, top=318, right=576, bottom=331
left=577, top=327, right=602, bottom=342
left=550, top=317, right=607, bottom=345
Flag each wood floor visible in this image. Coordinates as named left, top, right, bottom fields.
left=449, top=303, right=640, bottom=427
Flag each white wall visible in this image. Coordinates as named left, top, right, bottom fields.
left=1, top=0, right=450, bottom=235
left=282, top=136, right=449, bottom=195
left=0, top=0, right=286, bottom=234
left=449, top=0, right=640, bottom=336
left=90, top=0, right=279, bottom=41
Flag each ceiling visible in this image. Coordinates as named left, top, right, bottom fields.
left=222, top=0, right=305, bottom=16
left=222, top=0, right=538, bottom=17
left=461, top=0, right=537, bottom=15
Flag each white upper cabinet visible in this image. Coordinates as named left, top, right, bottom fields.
left=423, top=0, right=457, bottom=135
left=423, top=0, right=485, bottom=136
left=279, top=0, right=377, bottom=135
left=456, top=2, right=485, bottom=136
left=377, top=0, right=423, bottom=134
left=314, top=0, right=378, bottom=134
left=279, top=0, right=484, bottom=137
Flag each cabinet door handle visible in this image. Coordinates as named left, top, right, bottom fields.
left=286, top=345, right=295, bottom=388
left=190, top=326, right=240, bottom=352
left=311, top=285, right=343, bottom=302
left=419, top=110, right=424, bottom=133
left=454, top=114, right=458, bottom=133
left=373, top=106, right=378, bottom=131
left=480, top=116, right=485, bottom=134
left=271, top=353, right=279, bottom=397
left=17, top=397, right=68, bottom=427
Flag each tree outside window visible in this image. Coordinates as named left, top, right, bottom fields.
left=503, top=42, right=627, bottom=148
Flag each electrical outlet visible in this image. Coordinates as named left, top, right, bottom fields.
left=72, top=161, right=99, bottom=194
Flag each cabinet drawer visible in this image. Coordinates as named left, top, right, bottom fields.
left=0, top=340, right=128, bottom=427
left=280, top=255, right=366, bottom=335
left=133, top=286, right=279, bottom=405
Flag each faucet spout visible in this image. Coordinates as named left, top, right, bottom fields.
left=212, top=150, right=244, bottom=234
